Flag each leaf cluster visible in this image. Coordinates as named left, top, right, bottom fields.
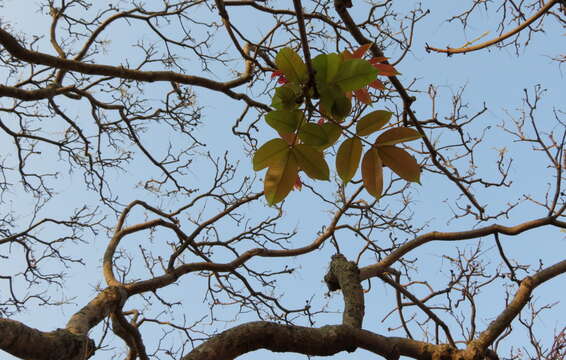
left=253, top=47, right=421, bottom=204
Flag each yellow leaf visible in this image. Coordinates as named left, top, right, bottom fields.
left=376, top=127, right=422, bottom=146
left=361, top=148, right=383, bottom=199
left=336, top=137, right=362, bottom=183
left=378, top=146, right=420, bottom=183
left=264, top=150, right=298, bottom=205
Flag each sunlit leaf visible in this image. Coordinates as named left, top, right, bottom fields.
left=378, top=145, right=420, bottom=183
left=265, top=110, right=302, bottom=134
left=298, top=123, right=328, bottom=146
left=264, top=150, right=298, bottom=205
left=356, top=110, right=392, bottom=136
left=293, top=144, right=329, bottom=180
left=312, top=53, right=342, bottom=84
left=336, top=137, right=362, bottom=183
left=376, top=127, right=422, bottom=146
left=275, top=47, right=308, bottom=84
left=335, top=59, right=378, bottom=92
left=353, top=88, right=372, bottom=105
left=361, top=148, right=383, bottom=199
left=253, top=138, right=289, bottom=171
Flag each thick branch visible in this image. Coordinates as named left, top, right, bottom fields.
left=0, top=84, right=75, bottom=100
left=66, top=286, right=127, bottom=335
left=324, top=254, right=365, bottom=330
left=181, top=321, right=439, bottom=360
left=0, top=318, right=94, bottom=360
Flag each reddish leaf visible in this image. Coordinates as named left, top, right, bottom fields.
left=294, top=174, right=302, bottom=190
left=271, top=70, right=288, bottom=84
left=353, top=88, right=372, bottom=105
left=370, top=57, right=389, bottom=63
left=341, top=50, right=355, bottom=60
left=369, top=79, right=385, bottom=90
left=372, top=63, right=400, bottom=76
left=352, top=43, right=372, bottom=59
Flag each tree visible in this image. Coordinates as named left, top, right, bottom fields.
left=0, top=0, right=564, bottom=359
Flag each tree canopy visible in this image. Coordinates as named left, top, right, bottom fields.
left=0, top=1, right=564, bottom=360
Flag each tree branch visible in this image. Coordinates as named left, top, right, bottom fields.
left=426, top=0, right=560, bottom=55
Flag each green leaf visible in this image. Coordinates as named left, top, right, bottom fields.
left=264, top=150, right=298, bottom=205
left=313, top=53, right=342, bottom=84
left=320, top=122, right=342, bottom=149
left=376, top=127, right=422, bottom=146
left=336, top=137, right=362, bottom=183
left=293, top=144, right=330, bottom=180
left=298, top=123, right=328, bottom=146
left=265, top=110, right=302, bottom=134
left=271, top=84, right=301, bottom=110
left=335, top=59, right=378, bottom=92
left=253, top=138, right=290, bottom=171
left=275, top=47, right=308, bottom=84
left=356, top=110, right=392, bottom=136
left=378, top=145, right=420, bottom=183
left=361, top=148, right=384, bottom=199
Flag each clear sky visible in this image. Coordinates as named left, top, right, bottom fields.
left=0, top=1, right=564, bottom=359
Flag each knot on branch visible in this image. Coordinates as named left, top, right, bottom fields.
left=324, top=254, right=365, bottom=330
